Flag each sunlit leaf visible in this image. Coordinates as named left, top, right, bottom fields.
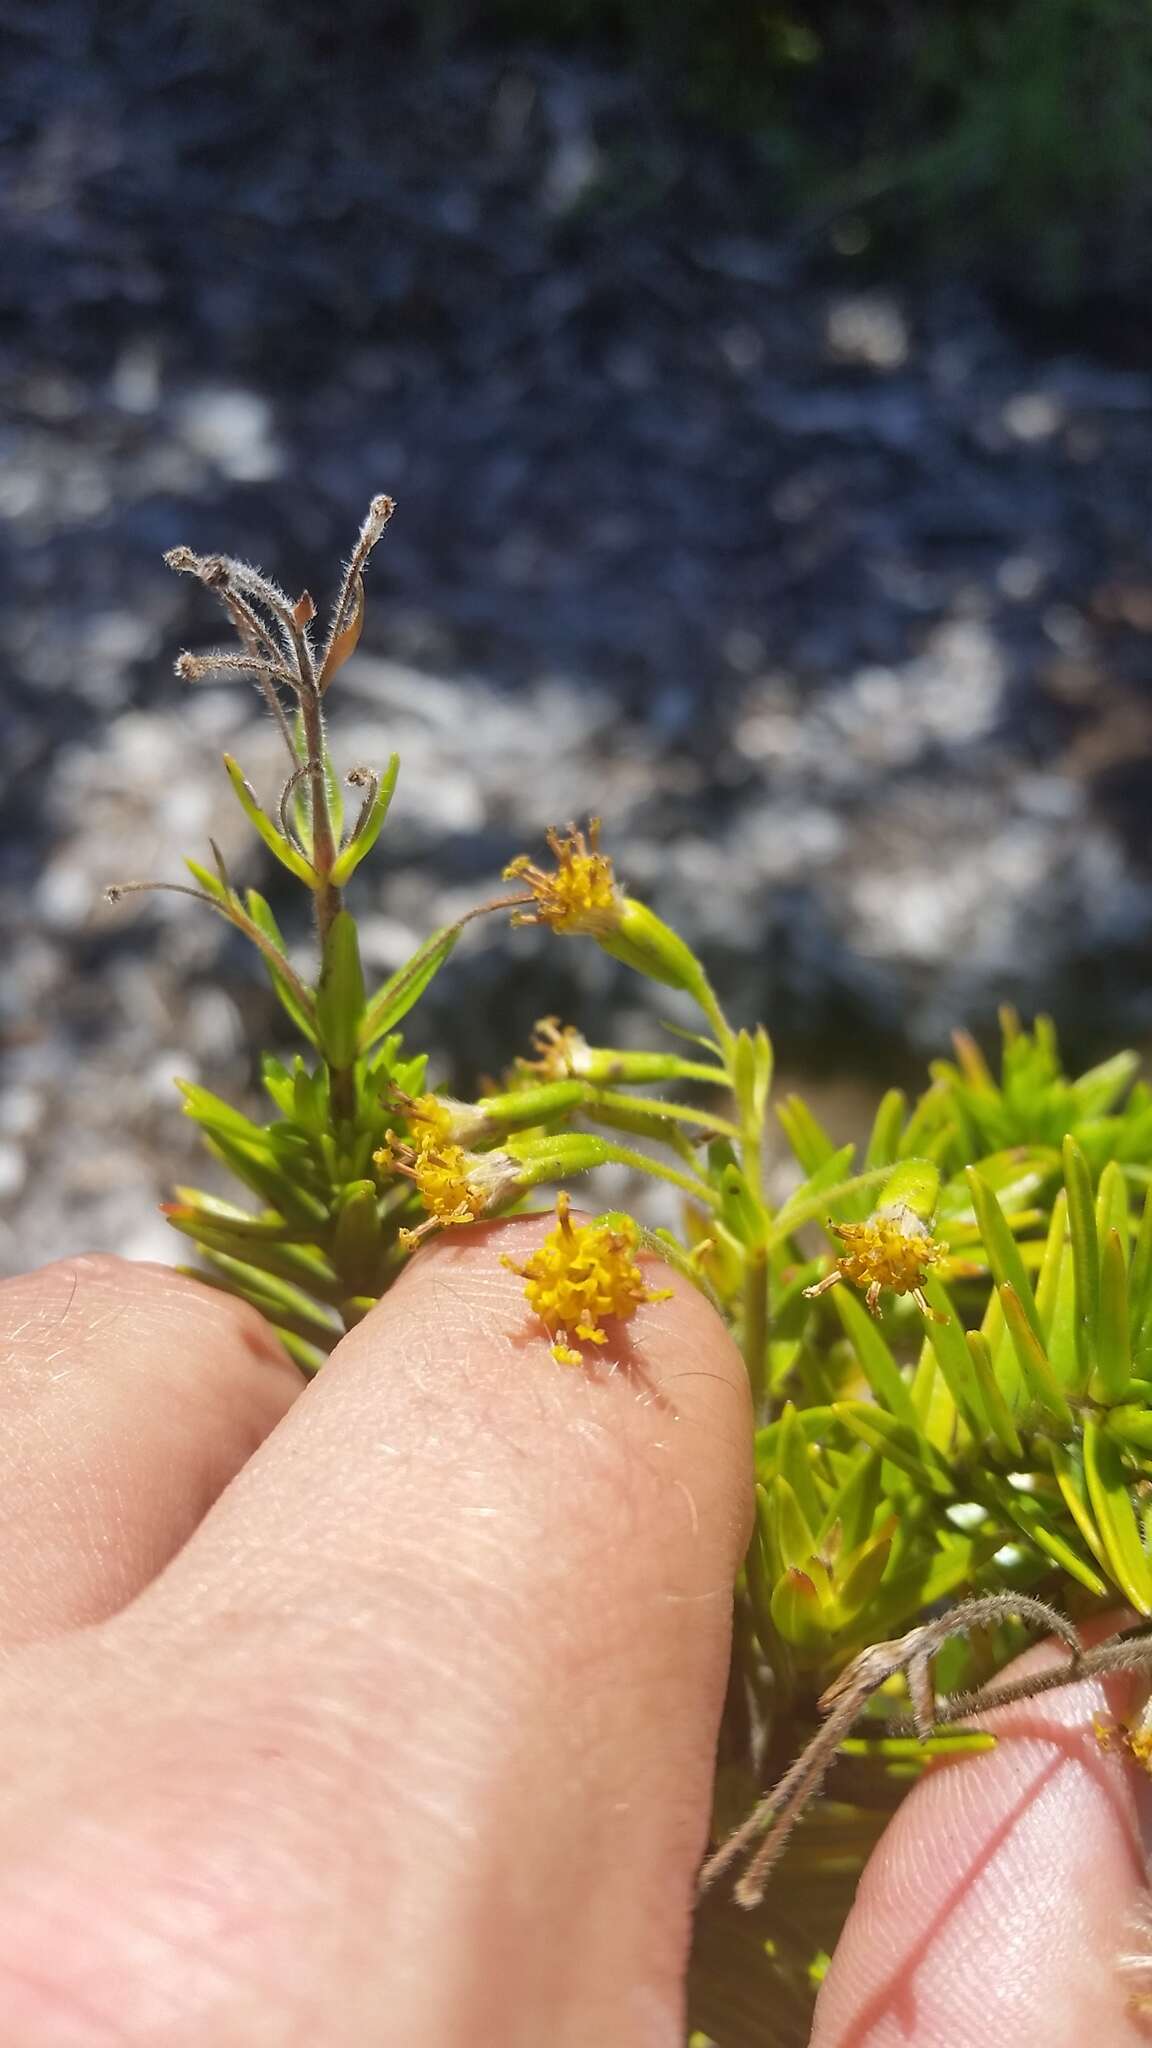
left=1083, top=1418, right=1152, bottom=1613
left=359, top=920, right=464, bottom=1049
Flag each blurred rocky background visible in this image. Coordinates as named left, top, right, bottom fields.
left=3, top=0, right=1152, bottom=1270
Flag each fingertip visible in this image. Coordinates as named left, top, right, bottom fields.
left=812, top=1649, right=1152, bottom=2048
left=379, top=1210, right=756, bottom=1576
left=0, top=1255, right=303, bottom=1640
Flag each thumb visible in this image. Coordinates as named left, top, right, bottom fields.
left=811, top=1626, right=1152, bottom=2048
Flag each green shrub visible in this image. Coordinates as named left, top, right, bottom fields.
left=112, top=505, right=1152, bottom=2043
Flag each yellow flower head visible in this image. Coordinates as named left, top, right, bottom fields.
left=803, top=1202, right=946, bottom=1320
left=503, top=820, right=622, bottom=936
left=503, top=1190, right=672, bottom=1366
left=519, top=1016, right=592, bottom=1079
left=375, top=1127, right=519, bottom=1250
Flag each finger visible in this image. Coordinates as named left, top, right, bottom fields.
left=0, top=1218, right=752, bottom=2047
left=0, top=1256, right=302, bottom=1644
left=811, top=1632, right=1152, bottom=2048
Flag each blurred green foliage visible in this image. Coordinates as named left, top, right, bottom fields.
left=178, top=0, right=1152, bottom=302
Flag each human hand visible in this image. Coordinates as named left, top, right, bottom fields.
left=1, top=1223, right=1150, bottom=2048
left=0, top=1221, right=750, bottom=2045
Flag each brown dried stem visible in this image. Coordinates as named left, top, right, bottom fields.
left=700, top=1593, right=1087, bottom=1907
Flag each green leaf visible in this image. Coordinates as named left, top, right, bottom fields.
left=223, top=754, right=317, bottom=883
left=775, top=1402, right=826, bottom=1533
left=331, top=753, right=401, bottom=884
left=1129, top=1185, right=1152, bottom=1343
left=831, top=1285, right=918, bottom=1428
left=1071, top=1049, right=1140, bottom=1120
left=1042, top=1195, right=1083, bottom=1393
left=178, top=1081, right=266, bottom=1145
left=841, top=1732, right=995, bottom=1760
left=771, top=1565, right=829, bottom=1650
left=1047, top=1441, right=1108, bottom=1567
left=192, top=1253, right=342, bottom=1348
left=184, top=856, right=231, bottom=904
left=945, top=1148, right=1054, bottom=1223
left=998, top=1284, right=1075, bottom=1434
left=776, top=1094, right=840, bottom=1174
left=271, top=1330, right=327, bottom=1377
left=910, top=1331, right=953, bottom=1443
left=899, top=1079, right=950, bottom=1160
left=168, top=1215, right=343, bottom=1301
left=768, top=1163, right=890, bottom=1249
left=359, top=920, right=463, bottom=1050
left=977, top=1474, right=1107, bottom=1596
left=1106, top=1405, right=1152, bottom=1455
left=246, top=891, right=320, bottom=1047
left=818, top=1449, right=882, bottom=1555
left=1096, top=1158, right=1131, bottom=1247
left=202, top=1130, right=328, bottom=1223
left=732, top=1026, right=773, bottom=1130
left=764, top=1474, right=818, bottom=1577
left=331, top=1181, right=384, bottom=1300
left=755, top=1410, right=839, bottom=1472
left=170, top=1186, right=271, bottom=1225
left=865, top=1089, right=908, bottom=1171
left=964, top=1331, right=1022, bottom=1458
left=965, top=1167, right=1042, bottom=1339
left=834, top=1529, right=893, bottom=1624
left=315, top=910, right=366, bottom=1069
left=1063, top=1135, right=1099, bottom=1387
left=260, top=1054, right=296, bottom=1118
left=920, top=1275, right=988, bottom=1437
left=1093, top=1228, right=1132, bottom=1405
left=1034, top=1189, right=1068, bottom=1333
left=832, top=1403, right=956, bottom=1496
left=1082, top=1418, right=1152, bottom=1614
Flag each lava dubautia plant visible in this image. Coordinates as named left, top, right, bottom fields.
left=113, top=501, right=1152, bottom=2047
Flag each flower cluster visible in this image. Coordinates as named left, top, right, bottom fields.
left=502, top=1192, right=672, bottom=1366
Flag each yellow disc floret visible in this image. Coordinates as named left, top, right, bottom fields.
left=406, top=1142, right=486, bottom=1226
left=402, top=1092, right=455, bottom=1141
left=383, top=1138, right=488, bottom=1248
left=803, top=1201, right=946, bottom=1319
left=503, top=1191, right=672, bottom=1366
left=503, top=820, right=622, bottom=935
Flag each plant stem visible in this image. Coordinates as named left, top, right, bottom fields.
left=295, top=657, right=342, bottom=948
left=693, top=974, right=738, bottom=1068
left=292, top=644, right=356, bottom=1121
left=743, top=1240, right=771, bottom=1416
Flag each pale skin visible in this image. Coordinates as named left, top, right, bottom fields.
left=0, top=1220, right=1149, bottom=2045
